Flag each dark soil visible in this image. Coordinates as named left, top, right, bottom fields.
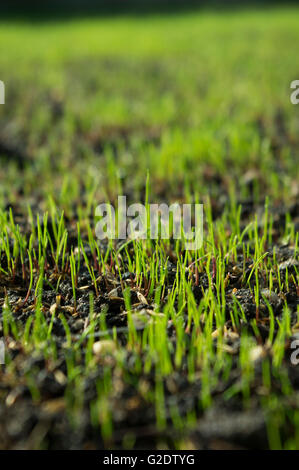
left=0, top=196, right=298, bottom=450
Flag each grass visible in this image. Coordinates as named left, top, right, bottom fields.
left=0, top=6, right=298, bottom=450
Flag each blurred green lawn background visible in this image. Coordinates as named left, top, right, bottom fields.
left=0, top=6, right=298, bottom=209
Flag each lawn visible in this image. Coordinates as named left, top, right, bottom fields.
left=0, top=6, right=298, bottom=449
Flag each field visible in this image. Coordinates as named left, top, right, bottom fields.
left=0, top=6, right=298, bottom=449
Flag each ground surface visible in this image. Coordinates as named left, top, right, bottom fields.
left=0, top=7, right=298, bottom=449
